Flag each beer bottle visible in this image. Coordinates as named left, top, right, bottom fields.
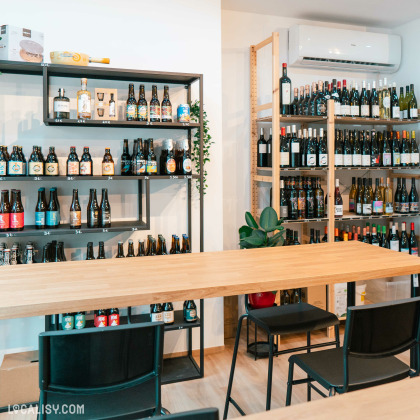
left=165, top=139, right=176, bottom=175
left=161, top=86, right=172, bottom=122
left=8, top=146, right=23, bottom=176
left=149, top=238, right=157, bottom=256
left=10, top=189, right=24, bottom=231
left=126, top=83, right=137, bottom=121
left=149, top=85, right=161, bottom=122
left=146, top=139, right=157, bottom=175
left=46, top=188, right=60, bottom=229
left=137, top=240, right=145, bottom=257
left=2, top=248, right=10, bottom=265
left=182, top=140, right=192, bottom=175
left=0, top=147, right=7, bottom=176
left=86, top=242, right=95, bottom=260
left=25, top=245, right=34, bottom=264
left=10, top=244, right=19, bottom=265
left=66, top=146, right=80, bottom=176
left=53, top=243, right=61, bottom=262
left=120, top=139, right=131, bottom=175
left=75, top=312, right=86, bottom=329
left=134, top=138, right=146, bottom=175
left=116, top=241, right=125, bottom=258
left=41, top=245, right=50, bottom=263
left=87, top=189, right=99, bottom=228
left=150, top=303, right=163, bottom=322
left=102, top=148, right=115, bottom=176
left=0, top=190, right=10, bottom=232
left=163, top=302, right=174, bottom=324
left=170, top=235, right=176, bottom=254
left=28, top=145, right=44, bottom=176
left=45, top=146, right=59, bottom=176
left=182, top=234, right=191, bottom=253
left=94, top=309, right=108, bottom=327
left=175, top=236, right=181, bottom=254
left=126, top=239, right=135, bottom=257
left=69, top=189, right=82, bottom=229
left=99, top=188, right=111, bottom=228
left=80, top=147, right=93, bottom=176
left=108, top=308, right=120, bottom=326
left=3, top=146, right=9, bottom=163
left=18, top=146, right=26, bottom=176
left=35, top=188, right=47, bottom=229
left=58, top=242, right=66, bottom=261
left=130, top=139, right=138, bottom=175
left=137, top=85, right=148, bottom=122
left=185, top=300, right=198, bottom=322
left=97, top=241, right=106, bottom=259
left=62, top=313, right=74, bottom=330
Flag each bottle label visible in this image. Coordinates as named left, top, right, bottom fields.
left=317, top=102, right=326, bottom=115
left=372, top=201, right=383, bottom=214
left=259, top=144, right=267, bottom=153
left=8, top=161, right=23, bottom=175
left=371, top=154, right=380, bottom=166
left=349, top=198, right=355, bottom=212
left=371, top=105, right=380, bottom=118
left=109, top=102, right=116, bottom=117
left=334, top=205, right=343, bottom=216
left=280, top=152, right=289, bottom=165
left=411, top=153, right=419, bottom=165
left=108, top=314, right=120, bottom=326
left=334, top=154, right=343, bottom=166
left=0, top=213, right=10, bottom=229
left=166, top=158, right=176, bottom=173
left=361, top=105, right=370, bottom=117
left=400, top=202, right=409, bottom=213
left=372, top=242, right=380, bottom=246
left=185, top=308, right=197, bottom=321
left=67, top=161, right=79, bottom=175
left=385, top=203, right=393, bottom=214
left=90, top=210, right=99, bottom=226
left=62, top=315, right=74, bottom=330
left=343, top=155, right=352, bottom=166
left=121, top=159, right=131, bottom=174
left=102, top=162, right=114, bottom=175
left=356, top=203, right=362, bottom=214
left=70, top=210, right=81, bottom=227
left=291, top=142, right=299, bottom=153
left=78, top=93, right=91, bottom=115
left=183, top=158, right=192, bottom=173
left=401, top=153, right=411, bottom=165
left=341, top=105, right=350, bottom=116
left=410, top=202, right=419, bottom=213
left=126, top=104, right=137, bottom=119
left=150, top=105, right=161, bottom=118
left=393, top=153, right=401, bottom=166
left=94, top=315, right=107, bottom=327
left=137, top=105, right=147, bottom=120
left=45, top=162, right=59, bottom=176
left=35, top=211, right=45, bottom=227
left=383, top=97, right=390, bottom=109
left=334, top=101, right=341, bottom=115
left=282, top=83, right=291, bottom=105
left=307, top=154, right=316, bottom=166
left=352, top=154, right=361, bottom=166
left=392, top=107, right=400, bottom=119
left=390, top=240, right=399, bottom=251
left=401, top=247, right=410, bottom=254
left=151, top=312, right=163, bottom=322
left=75, top=314, right=86, bottom=329
left=135, top=159, right=146, bottom=174
left=350, top=105, right=359, bottom=116
left=411, top=248, right=419, bottom=256
left=410, top=108, right=418, bottom=118
left=289, top=196, right=298, bottom=212
left=46, top=211, right=60, bottom=226
left=280, top=205, right=288, bottom=219
left=54, top=101, right=70, bottom=113
left=383, top=153, right=392, bottom=166
left=362, top=203, right=372, bottom=215
left=319, top=153, right=327, bottom=166
left=147, top=160, right=157, bottom=174
left=162, top=105, right=172, bottom=121
left=298, top=196, right=306, bottom=212
left=28, top=161, right=43, bottom=175
left=361, top=155, right=370, bottom=166
left=414, top=274, right=419, bottom=287
left=80, top=161, right=92, bottom=175
left=10, top=212, right=24, bottom=229
left=403, top=109, right=407, bottom=119
left=0, top=161, right=6, bottom=176
left=163, top=311, right=174, bottom=323
left=101, top=211, right=111, bottom=225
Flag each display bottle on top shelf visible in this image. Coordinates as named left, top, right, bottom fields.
left=146, top=139, right=158, bottom=175
left=150, top=85, right=161, bottom=122
left=302, top=84, right=310, bottom=115
left=257, top=128, right=267, bottom=168
left=97, top=241, right=106, bottom=259
left=109, top=93, right=116, bottom=118
left=126, top=83, right=137, bottom=121
left=137, top=85, right=148, bottom=122
left=34, top=188, right=46, bottom=229
left=46, top=188, right=60, bottom=229
left=279, top=63, right=291, bottom=115
left=315, top=81, right=327, bottom=116
left=77, top=78, right=91, bottom=120
left=266, top=128, right=272, bottom=167
left=291, top=88, right=299, bottom=115
left=410, top=131, right=419, bottom=166
left=399, top=87, right=406, bottom=119
left=161, top=86, right=172, bottom=122
left=45, top=147, right=59, bottom=176
left=391, top=83, right=400, bottom=119
left=101, top=148, right=114, bottom=176
left=400, top=178, right=410, bottom=214
left=86, top=242, right=95, bottom=260
left=53, top=88, right=70, bottom=119
left=182, top=141, right=192, bottom=175
left=8, top=146, right=23, bottom=176
left=408, top=84, right=418, bottom=119
left=120, top=139, right=131, bottom=175
left=350, top=81, right=360, bottom=117
left=401, top=131, right=411, bottom=167
left=28, top=146, right=43, bottom=176
left=410, top=223, right=418, bottom=256
left=79, top=147, right=92, bottom=176
left=87, top=189, right=99, bottom=228
left=409, top=178, right=419, bottom=213
left=69, top=189, right=81, bottom=229
left=0, top=190, right=10, bottom=231
left=126, top=240, right=135, bottom=257
left=116, top=241, right=125, bottom=258
left=382, top=78, right=391, bottom=119
left=67, top=147, right=79, bottom=176
left=99, top=188, right=111, bottom=228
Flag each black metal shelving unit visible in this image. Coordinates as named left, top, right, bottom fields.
left=0, top=60, right=205, bottom=384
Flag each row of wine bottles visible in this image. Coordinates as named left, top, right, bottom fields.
left=0, top=139, right=192, bottom=177
left=279, top=64, right=418, bottom=119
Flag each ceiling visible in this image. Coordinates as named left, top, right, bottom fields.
left=221, top=0, right=420, bottom=28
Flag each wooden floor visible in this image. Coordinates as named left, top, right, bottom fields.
left=1, top=325, right=410, bottom=419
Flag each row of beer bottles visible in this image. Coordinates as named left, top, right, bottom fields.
left=61, top=308, right=120, bottom=330
left=151, top=300, right=198, bottom=324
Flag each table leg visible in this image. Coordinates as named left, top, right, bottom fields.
left=410, top=274, right=419, bottom=369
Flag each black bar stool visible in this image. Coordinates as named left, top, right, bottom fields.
left=223, top=293, right=340, bottom=419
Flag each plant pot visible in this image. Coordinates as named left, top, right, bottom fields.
left=248, top=292, right=276, bottom=309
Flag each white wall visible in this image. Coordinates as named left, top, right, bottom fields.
left=0, top=0, right=224, bottom=355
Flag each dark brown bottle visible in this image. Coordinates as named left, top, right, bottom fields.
left=102, top=148, right=114, bottom=176
left=10, top=189, right=24, bottom=231
left=80, top=147, right=93, bottom=176
left=67, top=146, right=79, bottom=176
left=99, top=188, right=111, bottom=228
left=137, top=240, right=145, bottom=257
left=182, top=141, right=192, bottom=175
left=161, top=86, right=172, bottom=122
left=69, top=189, right=82, bottom=229
left=149, top=85, right=161, bottom=122
left=181, top=234, right=191, bottom=253
left=86, top=242, right=95, bottom=260
left=97, top=241, right=106, bottom=259
left=146, top=139, right=157, bottom=175
left=137, top=85, right=148, bottom=121
left=87, top=189, right=99, bottom=228
left=116, top=241, right=125, bottom=258
left=126, top=239, right=135, bottom=257
left=0, top=190, right=10, bottom=232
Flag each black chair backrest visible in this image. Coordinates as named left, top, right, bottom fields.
left=343, top=297, right=420, bottom=358
left=39, top=322, right=164, bottom=393
left=162, top=408, right=219, bottom=420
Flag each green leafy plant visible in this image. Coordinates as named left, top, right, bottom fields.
left=190, top=100, right=213, bottom=194
left=239, top=207, right=285, bottom=249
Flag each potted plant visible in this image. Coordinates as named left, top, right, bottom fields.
left=239, top=207, right=285, bottom=309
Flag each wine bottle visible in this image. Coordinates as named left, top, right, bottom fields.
left=391, top=82, right=400, bottom=119
left=35, top=188, right=47, bottom=229
left=302, top=84, right=311, bottom=115
left=394, top=177, right=401, bottom=213
left=360, top=80, right=370, bottom=117
left=348, top=177, right=357, bottom=213
left=410, top=222, right=418, bottom=256
left=315, top=81, right=327, bottom=116
left=120, top=139, right=131, bottom=175
left=288, top=177, right=298, bottom=220
left=361, top=131, right=370, bottom=167
left=382, top=78, right=391, bottom=119
left=334, top=130, right=343, bottom=167
left=362, top=178, right=372, bottom=216
left=297, top=177, right=306, bottom=220
left=100, top=188, right=111, bottom=228
left=340, top=80, right=350, bottom=116
left=399, top=178, right=410, bottom=214
left=314, top=177, right=324, bottom=218
left=410, top=131, right=419, bottom=166
left=350, top=81, right=360, bottom=117
left=382, top=132, right=392, bottom=166
left=334, top=179, right=343, bottom=218
left=87, top=189, right=99, bottom=228
left=309, top=229, right=315, bottom=244
left=392, top=132, right=401, bottom=166
left=352, top=131, right=361, bottom=167
left=290, top=125, right=300, bottom=167
left=280, top=127, right=289, bottom=168
left=69, top=189, right=82, bottom=229
left=372, top=178, right=383, bottom=215
left=306, top=178, right=314, bottom=219
left=279, top=63, right=292, bottom=115
left=399, top=222, right=409, bottom=253
left=371, top=226, right=380, bottom=246
left=266, top=128, right=272, bottom=167
left=306, top=128, right=317, bottom=167
left=409, top=177, right=419, bottom=213
left=370, top=130, right=380, bottom=167
left=370, top=81, right=380, bottom=118
left=46, top=188, right=60, bottom=229
left=280, top=179, right=288, bottom=220
left=318, top=128, right=328, bottom=167
left=399, top=87, right=406, bottom=119
left=408, top=84, right=418, bottom=120
left=291, top=88, right=299, bottom=115
left=342, top=130, right=352, bottom=167
left=257, top=128, right=267, bottom=168
left=384, top=177, right=394, bottom=215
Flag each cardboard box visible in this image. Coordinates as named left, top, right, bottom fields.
left=94, top=88, right=118, bottom=120
left=0, top=25, right=44, bottom=63
left=306, top=285, right=327, bottom=311
left=334, top=283, right=348, bottom=318
left=0, top=351, right=39, bottom=406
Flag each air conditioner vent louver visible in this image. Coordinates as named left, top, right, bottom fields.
left=302, top=57, right=395, bottom=68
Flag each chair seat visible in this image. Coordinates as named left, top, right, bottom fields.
left=290, top=347, right=410, bottom=392
left=248, top=302, right=339, bottom=335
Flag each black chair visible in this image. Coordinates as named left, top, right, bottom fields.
left=159, top=408, right=219, bottom=419
left=286, top=297, right=420, bottom=406
left=224, top=293, right=340, bottom=418
left=38, top=322, right=165, bottom=419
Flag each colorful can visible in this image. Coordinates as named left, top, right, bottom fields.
left=177, top=104, right=190, bottom=123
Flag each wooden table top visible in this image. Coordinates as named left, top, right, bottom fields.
left=242, top=376, right=420, bottom=419
left=1, top=241, right=420, bottom=319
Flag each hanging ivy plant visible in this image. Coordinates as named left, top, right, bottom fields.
left=190, top=100, right=213, bottom=194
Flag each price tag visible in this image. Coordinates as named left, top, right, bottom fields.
left=144, top=176, right=149, bottom=180
left=182, top=122, right=190, bottom=126
left=108, top=176, right=113, bottom=180
left=41, top=63, right=49, bottom=67
left=34, top=176, right=42, bottom=181
left=75, top=229, right=82, bottom=234
left=316, top=219, right=321, bottom=222
left=131, top=227, right=138, bottom=231
left=102, top=120, right=111, bottom=124
left=67, top=176, right=74, bottom=181
left=102, top=228, right=108, bottom=233
left=0, top=177, right=5, bottom=181
left=414, top=274, right=419, bottom=288
left=146, top=121, right=153, bottom=126
left=184, top=175, right=192, bottom=179
left=44, top=231, right=50, bottom=236
left=347, top=168, right=351, bottom=170
left=77, top=119, right=86, bottom=124
left=170, top=175, right=178, bottom=179
left=6, top=233, right=15, bottom=237
left=55, top=119, right=63, bottom=123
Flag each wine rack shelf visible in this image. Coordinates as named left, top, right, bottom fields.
left=257, top=166, right=419, bottom=172
left=0, top=174, right=198, bottom=182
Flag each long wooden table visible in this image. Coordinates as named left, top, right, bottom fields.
left=242, top=376, right=420, bottom=419
left=1, top=241, right=420, bottom=319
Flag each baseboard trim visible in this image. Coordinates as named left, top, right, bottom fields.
left=163, top=345, right=225, bottom=359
